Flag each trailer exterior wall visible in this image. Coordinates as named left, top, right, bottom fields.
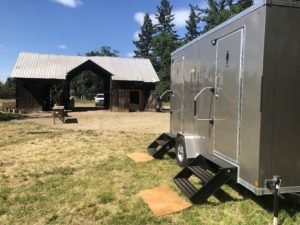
left=170, top=56, right=185, bottom=133
left=171, top=1, right=300, bottom=195
left=259, top=5, right=300, bottom=192
left=171, top=5, right=267, bottom=193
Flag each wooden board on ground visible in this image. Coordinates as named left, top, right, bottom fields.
left=138, top=185, right=192, bottom=216
left=127, top=152, right=153, bottom=162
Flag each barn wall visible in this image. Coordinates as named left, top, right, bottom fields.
left=15, top=78, right=157, bottom=113
left=111, top=81, right=156, bottom=112
left=16, top=79, right=63, bottom=112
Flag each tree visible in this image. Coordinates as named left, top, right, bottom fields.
left=69, top=46, right=119, bottom=99
left=155, top=0, right=176, bottom=35
left=86, top=46, right=119, bottom=57
left=185, top=4, right=201, bottom=43
left=199, top=0, right=253, bottom=32
left=152, top=0, right=179, bottom=95
left=0, top=78, right=16, bottom=99
left=133, top=13, right=155, bottom=59
left=70, top=71, right=103, bottom=99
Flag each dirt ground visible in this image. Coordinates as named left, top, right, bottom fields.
left=22, top=107, right=170, bottom=134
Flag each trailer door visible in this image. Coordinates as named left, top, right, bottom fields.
left=170, top=56, right=184, bottom=133
left=214, top=29, right=244, bottom=164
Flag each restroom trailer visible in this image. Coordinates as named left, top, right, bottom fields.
left=148, top=0, right=300, bottom=204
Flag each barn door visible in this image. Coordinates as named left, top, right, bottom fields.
left=170, top=56, right=184, bottom=133
left=213, top=29, right=244, bottom=164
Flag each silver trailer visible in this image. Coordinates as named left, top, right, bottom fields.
left=148, top=0, right=300, bottom=206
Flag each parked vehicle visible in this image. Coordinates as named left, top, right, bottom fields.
left=94, top=93, right=105, bottom=107
left=148, top=1, right=300, bottom=221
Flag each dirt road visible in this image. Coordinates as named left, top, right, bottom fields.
left=23, top=108, right=170, bottom=134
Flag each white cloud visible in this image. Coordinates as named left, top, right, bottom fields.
left=51, top=0, right=82, bottom=8
left=126, top=52, right=135, bottom=58
left=173, top=8, right=190, bottom=28
left=133, top=31, right=140, bottom=41
left=149, top=14, right=158, bottom=25
left=134, top=12, right=146, bottom=26
left=58, top=44, right=67, bottom=49
left=134, top=8, right=191, bottom=29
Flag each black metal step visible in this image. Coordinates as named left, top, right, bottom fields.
left=147, top=133, right=176, bottom=159
left=174, top=178, right=197, bottom=198
left=203, top=154, right=235, bottom=169
left=188, top=166, right=213, bottom=183
left=156, top=139, right=168, bottom=146
left=174, top=154, right=237, bottom=204
left=164, top=133, right=177, bottom=139
left=147, top=147, right=157, bottom=156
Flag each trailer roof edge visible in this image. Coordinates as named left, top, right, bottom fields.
left=173, top=0, right=294, bottom=56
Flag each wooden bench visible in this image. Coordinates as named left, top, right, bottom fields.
left=2, top=102, right=16, bottom=113
left=52, top=105, right=65, bottom=124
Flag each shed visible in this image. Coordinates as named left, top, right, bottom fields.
left=10, top=52, right=159, bottom=112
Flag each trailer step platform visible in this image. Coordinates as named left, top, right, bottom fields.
left=147, top=133, right=177, bottom=159
left=174, top=154, right=237, bottom=204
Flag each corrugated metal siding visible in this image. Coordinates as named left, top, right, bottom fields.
left=10, top=52, right=159, bottom=83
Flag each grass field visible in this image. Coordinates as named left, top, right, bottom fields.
left=0, top=115, right=300, bottom=224
left=0, top=99, right=15, bottom=105
left=74, top=98, right=95, bottom=105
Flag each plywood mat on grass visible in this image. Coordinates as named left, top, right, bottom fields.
left=138, top=185, right=192, bottom=216
left=127, top=152, right=153, bottom=162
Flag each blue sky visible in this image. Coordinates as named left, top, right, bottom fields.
left=0, top=0, right=260, bottom=82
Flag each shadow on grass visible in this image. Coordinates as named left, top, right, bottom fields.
left=65, top=118, right=78, bottom=124
left=72, top=106, right=107, bottom=112
left=189, top=178, right=300, bottom=219
left=225, top=181, right=300, bottom=217
left=0, top=112, right=27, bottom=122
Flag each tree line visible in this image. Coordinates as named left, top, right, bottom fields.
left=133, top=0, right=253, bottom=95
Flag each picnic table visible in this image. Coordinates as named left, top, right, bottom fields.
left=2, top=102, right=16, bottom=113
left=52, top=105, right=65, bottom=124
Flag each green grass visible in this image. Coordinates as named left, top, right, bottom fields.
left=74, top=98, right=95, bottom=105
left=0, top=121, right=300, bottom=224
left=0, top=99, right=15, bottom=105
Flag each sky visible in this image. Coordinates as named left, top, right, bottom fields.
left=0, top=0, right=260, bottom=82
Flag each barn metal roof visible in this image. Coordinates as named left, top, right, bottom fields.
left=10, top=52, right=159, bottom=83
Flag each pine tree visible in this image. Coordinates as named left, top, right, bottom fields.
left=133, top=13, right=155, bottom=59
left=155, top=0, right=176, bottom=34
left=152, top=0, right=179, bottom=95
left=185, top=4, right=200, bottom=43
left=199, top=0, right=253, bottom=32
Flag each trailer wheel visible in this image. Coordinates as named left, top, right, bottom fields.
left=176, top=136, right=188, bottom=167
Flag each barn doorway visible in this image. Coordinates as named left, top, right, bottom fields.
left=65, top=60, right=112, bottom=110
left=129, top=90, right=140, bottom=112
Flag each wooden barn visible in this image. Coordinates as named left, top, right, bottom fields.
left=10, top=52, right=159, bottom=112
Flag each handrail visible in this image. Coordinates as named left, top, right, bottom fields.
left=157, top=90, right=173, bottom=112
left=159, top=90, right=173, bottom=101
left=193, top=87, right=214, bottom=118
